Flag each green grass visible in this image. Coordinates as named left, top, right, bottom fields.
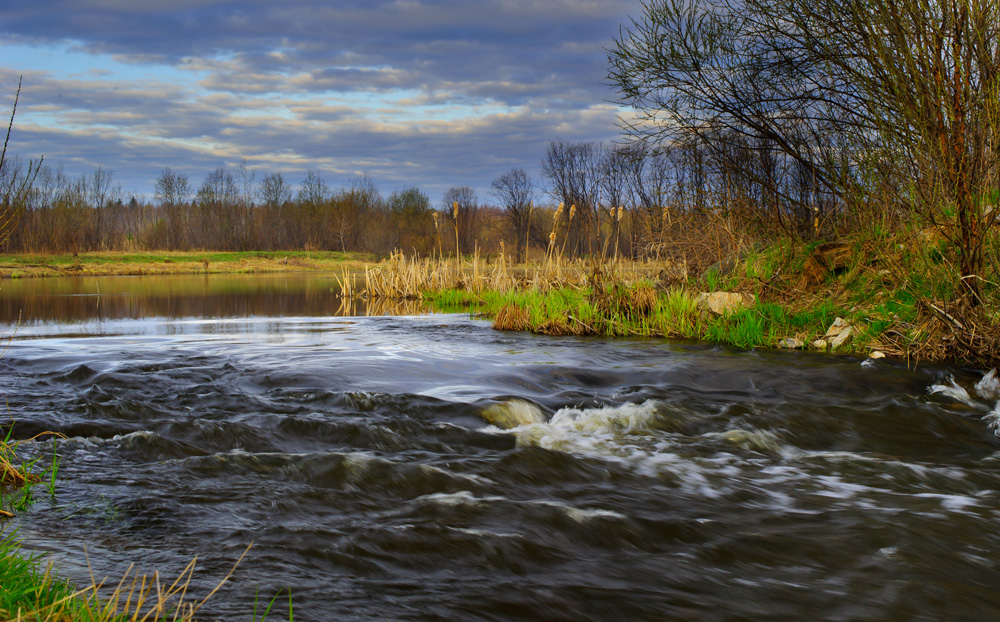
left=428, top=284, right=867, bottom=352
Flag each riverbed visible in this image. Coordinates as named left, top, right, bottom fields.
left=2, top=274, right=999, bottom=620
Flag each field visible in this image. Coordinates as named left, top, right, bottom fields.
left=0, top=250, right=372, bottom=278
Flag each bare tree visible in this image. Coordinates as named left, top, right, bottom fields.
left=490, top=168, right=534, bottom=263
left=154, top=167, right=191, bottom=249
left=541, top=141, right=605, bottom=257
left=87, top=166, right=114, bottom=248
left=197, top=165, right=239, bottom=249
left=609, top=0, right=1000, bottom=303
left=0, top=77, right=42, bottom=246
left=600, top=148, right=634, bottom=259
left=387, top=186, right=433, bottom=254
left=234, top=157, right=256, bottom=249
left=258, top=172, right=292, bottom=207
left=442, top=186, right=481, bottom=254
left=155, top=168, right=191, bottom=206
left=297, top=170, right=330, bottom=206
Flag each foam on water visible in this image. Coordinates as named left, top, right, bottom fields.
left=984, top=402, right=1000, bottom=433
left=975, top=368, right=1000, bottom=400
left=490, top=400, right=669, bottom=453
left=929, top=376, right=978, bottom=407
left=930, top=368, right=1000, bottom=435
left=482, top=400, right=792, bottom=497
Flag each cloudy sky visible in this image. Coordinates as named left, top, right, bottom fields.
left=0, top=0, right=640, bottom=205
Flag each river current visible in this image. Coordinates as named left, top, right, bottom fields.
left=2, top=275, right=1000, bottom=621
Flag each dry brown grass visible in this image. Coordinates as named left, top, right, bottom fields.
left=590, top=282, right=659, bottom=320
left=492, top=303, right=531, bottom=331
left=363, top=249, right=672, bottom=301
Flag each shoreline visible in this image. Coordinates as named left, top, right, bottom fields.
left=0, top=250, right=372, bottom=279
left=0, top=247, right=991, bottom=367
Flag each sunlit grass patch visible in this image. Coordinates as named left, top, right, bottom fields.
left=0, top=250, right=372, bottom=278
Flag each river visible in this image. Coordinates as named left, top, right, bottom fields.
left=2, top=274, right=999, bottom=621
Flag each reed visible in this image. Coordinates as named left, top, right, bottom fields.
left=452, top=202, right=460, bottom=268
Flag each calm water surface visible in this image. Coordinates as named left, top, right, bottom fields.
left=2, top=274, right=1000, bottom=621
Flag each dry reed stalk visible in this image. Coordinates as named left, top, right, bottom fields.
left=334, top=267, right=357, bottom=298
left=0, top=447, right=35, bottom=490
left=547, top=203, right=564, bottom=268
left=615, top=206, right=623, bottom=264
left=525, top=201, right=533, bottom=265
left=560, top=204, right=576, bottom=260
left=433, top=211, right=442, bottom=261
left=453, top=201, right=460, bottom=268
left=492, top=303, right=530, bottom=331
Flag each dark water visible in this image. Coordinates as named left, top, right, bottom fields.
left=2, top=275, right=1000, bottom=621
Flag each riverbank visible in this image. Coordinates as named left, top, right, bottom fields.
left=0, top=250, right=371, bottom=278
left=370, top=237, right=998, bottom=366
left=3, top=235, right=996, bottom=366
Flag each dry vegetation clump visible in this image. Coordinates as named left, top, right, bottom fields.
left=363, top=251, right=450, bottom=299
left=0, top=444, right=37, bottom=493
left=361, top=248, right=661, bottom=301
left=645, top=209, right=750, bottom=279
left=492, top=303, right=531, bottom=331
left=589, top=282, right=658, bottom=320
left=1, top=427, right=52, bottom=518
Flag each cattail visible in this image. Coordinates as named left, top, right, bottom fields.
left=453, top=201, right=460, bottom=261
left=549, top=231, right=556, bottom=246
left=617, top=206, right=624, bottom=222
left=525, top=201, right=533, bottom=263
left=433, top=211, right=439, bottom=230
left=569, top=204, right=577, bottom=221
left=553, top=202, right=564, bottom=223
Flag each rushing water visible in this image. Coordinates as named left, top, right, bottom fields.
left=2, top=275, right=1000, bottom=621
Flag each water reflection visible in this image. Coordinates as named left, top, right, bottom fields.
left=0, top=273, right=431, bottom=325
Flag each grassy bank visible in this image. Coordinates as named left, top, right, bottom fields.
left=430, top=284, right=844, bottom=347
left=376, top=232, right=998, bottom=365
left=3, top=232, right=996, bottom=364
left=0, top=250, right=372, bottom=278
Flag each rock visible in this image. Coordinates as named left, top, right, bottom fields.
left=823, top=317, right=856, bottom=350
left=777, top=337, right=803, bottom=349
left=697, top=291, right=755, bottom=316
left=830, top=326, right=854, bottom=349
left=796, top=241, right=853, bottom=289
left=823, top=317, right=850, bottom=338
left=868, top=351, right=886, bottom=359
left=481, top=399, right=546, bottom=429
left=810, top=339, right=828, bottom=349
left=813, top=241, right=852, bottom=272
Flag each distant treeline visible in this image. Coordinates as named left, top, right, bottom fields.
left=0, top=136, right=848, bottom=262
